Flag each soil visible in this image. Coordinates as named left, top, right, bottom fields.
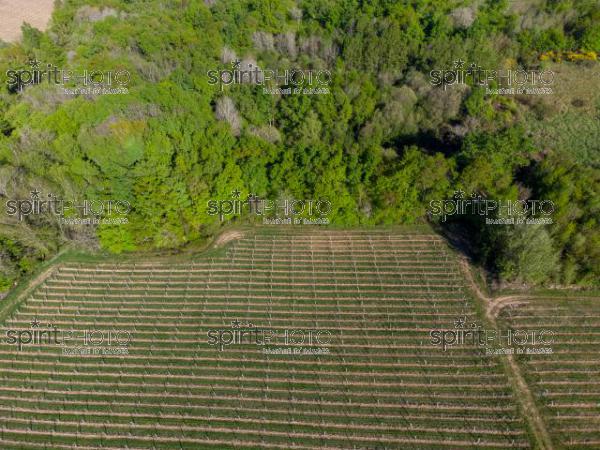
left=214, top=230, right=244, bottom=247
left=0, top=0, right=54, bottom=42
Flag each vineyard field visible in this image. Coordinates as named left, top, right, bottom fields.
left=0, top=228, right=538, bottom=449
left=497, top=292, right=600, bottom=449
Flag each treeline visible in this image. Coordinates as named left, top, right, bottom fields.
left=0, top=0, right=598, bottom=287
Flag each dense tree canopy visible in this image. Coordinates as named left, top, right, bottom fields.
left=0, top=0, right=598, bottom=287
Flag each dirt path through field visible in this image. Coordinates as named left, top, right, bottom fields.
left=214, top=230, right=244, bottom=247
left=459, top=258, right=554, bottom=450
left=487, top=295, right=530, bottom=319
left=459, top=259, right=529, bottom=320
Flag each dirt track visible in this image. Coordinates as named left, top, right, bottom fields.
left=459, top=258, right=555, bottom=450
left=0, top=0, right=54, bottom=42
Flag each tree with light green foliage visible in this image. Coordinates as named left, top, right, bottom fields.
left=497, top=224, right=559, bottom=285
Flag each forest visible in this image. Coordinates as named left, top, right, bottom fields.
left=0, top=0, right=598, bottom=289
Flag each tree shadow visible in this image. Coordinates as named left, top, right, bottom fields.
left=390, top=128, right=462, bottom=157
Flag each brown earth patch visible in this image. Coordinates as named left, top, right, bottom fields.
left=0, top=0, right=54, bottom=42
left=214, top=230, right=244, bottom=247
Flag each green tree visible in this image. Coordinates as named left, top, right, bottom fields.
left=498, top=224, right=559, bottom=284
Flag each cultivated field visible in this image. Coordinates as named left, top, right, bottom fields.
left=497, top=292, right=600, bottom=449
left=0, top=228, right=533, bottom=449
left=0, top=0, right=54, bottom=42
